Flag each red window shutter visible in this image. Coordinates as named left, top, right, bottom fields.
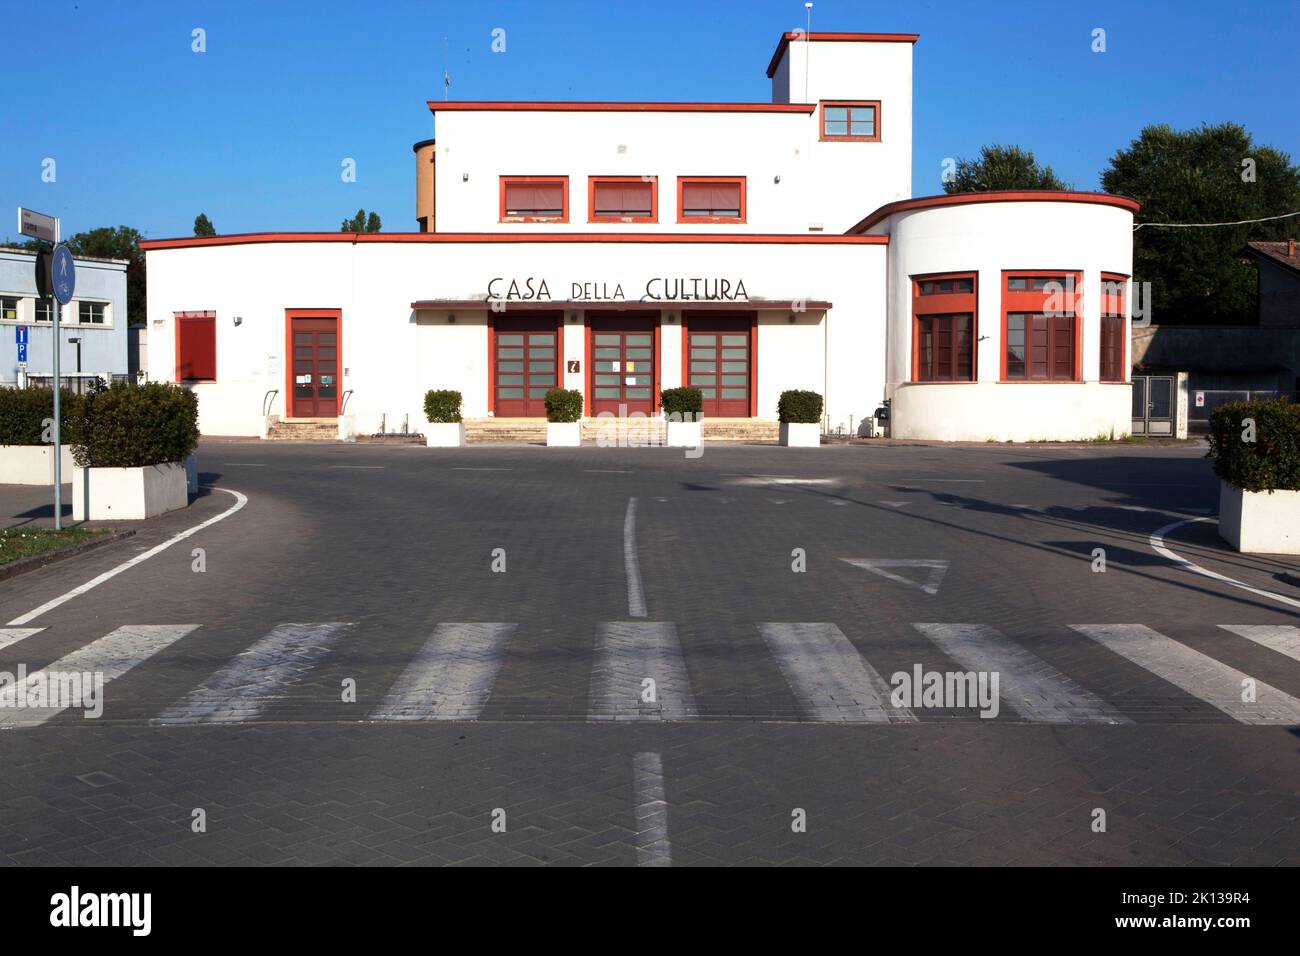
left=710, top=182, right=740, bottom=210
left=595, top=181, right=651, bottom=215
left=532, top=183, right=562, bottom=211
left=177, top=314, right=216, bottom=381
left=682, top=183, right=713, bottom=210
left=505, top=182, right=535, bottom=211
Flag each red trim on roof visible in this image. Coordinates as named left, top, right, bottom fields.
left=846, top=191, right=1142, bottom=235
left=766, top=31, right=920, bottom=77
left=427, top=101, right=815, bottom=114
left=140, top=232, right=888, bottom=251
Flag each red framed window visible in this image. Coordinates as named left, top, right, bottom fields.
left=912, top=273, right=976, bottom=382
left=677, top=177, right=746, bottom=223
left=175, top=310, right=216, bottom=382
left=1001, top=271, right=1082, bottom=382
left=820, top=100, right=880, bottom=142
left=1100, top=273, right=1127, bottom=383
left=588, top=177, right=657, bottom=223
left=500, top=177, right=569, bottom=222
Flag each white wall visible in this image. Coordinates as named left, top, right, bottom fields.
left=891, top=382, right=1132, bottom=442
left=145, top=239, right=885, bottom=437
left=880, top=199, right=1135, bottom=440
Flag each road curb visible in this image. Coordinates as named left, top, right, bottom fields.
left=0, top=529, right=137, bottom=583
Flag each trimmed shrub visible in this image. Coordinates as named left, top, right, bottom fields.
left=777, top=389, right=824, bottom=424
left=0, top=388, right=83, bottom=445
left=660, top=386, right=703, bottom=419
left=544, top=387, right=583, bottom=423
left=73, top=381, right=199, bottom=468
left=1208, top=399, right=1300, bottom=493
left=424, top=389, right=463, bottom=423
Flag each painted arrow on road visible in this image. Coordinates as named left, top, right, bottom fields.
left=839, top=558, right=950, bottom=596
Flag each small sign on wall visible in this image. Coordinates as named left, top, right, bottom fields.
left=1195, top=391, right=1205, bottom=407
left=567, top=360, right=580, bottom=373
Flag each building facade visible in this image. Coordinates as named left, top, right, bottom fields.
left=1, top=247, right=131, bottom=390
left=140, top=31, right=1137, bottom=442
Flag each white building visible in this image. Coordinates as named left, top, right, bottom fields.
left=140, top=31, right=1136, bottom=442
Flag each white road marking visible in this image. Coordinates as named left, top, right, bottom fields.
left=839, top=558, right=949, bottom=595
left=1219, top=625, right=1300, bottom=664
left=370, top=623, right=516, bottom=720
left=758, top=622, right=912, bottom=722
left=156, top=622, right=352, bottom=724
left=6, top=488, right=248, bottom=627
left=453, top=467, right=512, bottom=471
left=828, top=499, right=848, bottom=506
left=1072, top=623, right=1300, bottom=724
left=587, top=469, right=632, bottom=474
left=879, top=500, right=909, bottom=508
left=225, top=463, right=269, bottom=467
left=0, top=628, right=44, bottom=652
left=898, top=478, right=985, bottom=483
left=633, top=751, right=672, bottom=867
left=589, top=622, right=695, bottom=720
left=328, top=465, right=383, bottom=469
left=1149, top=517, right=1300, bottom=611
left=624, top=497, right=647, bottom=618
left=913, top=623, right=1129, bottom=724
left=0, top=625, right=198, bottom=728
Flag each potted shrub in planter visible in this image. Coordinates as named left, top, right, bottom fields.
left=0, top=387, right=80, bottom=484
left=423, top=389, right=465, bottom=447
left=778, top=390, right=823, bottom=447
left=71, top=382, right=199, bottom=520
left=1209, top=399, right=1300, bottom=553
left=545, top=387, right=583, bottom=446
left=660, top=386, right=703, bottom=449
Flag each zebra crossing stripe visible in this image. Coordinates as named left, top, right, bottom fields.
left=0, top=628, right=44, bottom=653
left=913, top=623, right=1129, bottom=724
left=1219, top=625, right=1300, bottom=664
left=1072, top=624, right=1300, bottom=725
left=370, top=623, right=517, bottom=720
left=758, top=623, right=911, bottom=722
left=156, top=622, right=352, bottom=724
left=0, top=625, right=197, bottom=729
left=633, top=751, right=672, bottom=867
left=589, top=622, right=695, bottom=721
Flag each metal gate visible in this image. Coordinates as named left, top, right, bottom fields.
left=1132, top=375, right=1174, bottom=436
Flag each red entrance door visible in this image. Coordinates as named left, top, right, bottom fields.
left=493, top=315, right=560, bottom=417
left=589, top=316, right=656, bottom=417
left=685, top=313, right=752, bottom=417
left=289, top=314, right=340, bottom=417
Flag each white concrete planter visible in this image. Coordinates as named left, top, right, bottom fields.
left=185, top=451, right=199, bottom=495
left=547, top=422, right=581, bottom=446
left=0, top=445, right=76, bottom=485
left=665, top=420, right=702, bottom=448
left=71, top=462, right=189, bottom=521
left=1218, top=480, right=1300, bottom=554
left=779, top=422, right=821, bottom=447
left=425, top=422, right=466, bottom=447
left=338, top=415, right=357, bottom=443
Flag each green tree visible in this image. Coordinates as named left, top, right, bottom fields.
left=1102, top=123, right=1300, bottom=325
left=943, top=144, right=1069, bottom=194
left=64, top=226, right=146, bottom=326
left=193, top=213, right=216, bottom=237
left=341, top=209, right=381, bottom=233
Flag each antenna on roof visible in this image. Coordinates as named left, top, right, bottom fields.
left=443, top=36, right=451, bottom=100
left=804, top=3, right=813, bottom=103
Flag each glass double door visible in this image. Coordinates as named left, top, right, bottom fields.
left=590, top=318, right=655, bottom=416
left=494, top=316, right=559, bottom=417
left=686, top=314, right=752, bottom=417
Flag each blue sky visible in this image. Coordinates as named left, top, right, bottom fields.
left=3, top=0, right=1297, bottom=240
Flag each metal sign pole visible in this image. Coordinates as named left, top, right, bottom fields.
left=51, top=218, right=62, bottom=531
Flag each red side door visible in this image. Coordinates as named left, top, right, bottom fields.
left=493, top=314, right=560, bottom=417
left=289, top=314, right=340, bottom=417
left=588, top=314, right=656, bottom=417
left=684, top=312, right=753, bottom=417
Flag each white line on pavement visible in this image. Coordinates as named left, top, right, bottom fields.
left=1149, top=518, right=1300, bottom=611
left=758, top=622, right=911, bottom=722
left=624, top=497, right=647, bottom=618
left=155, top=622, right=353, bottom=724
left=1072, top=623, right=1300, bottom=725
left=589, top=622, right=695, bottom=720
left=328, top=465, right=384, bottom=469
left=913, top=623, right=1129, bottom=724
left=0, top=628, right=44, bottom=653
left=370, top=623, right=517, bottom=720
left=6, top=488, right=249, bottom=627
left=0, top=625, right=198, bottom=728
left=1218, top=625, right=1300, bottom=664
left=897, top=478, right=986, bottom=483
left=633, top=751, right=672, bottom=867
left=452, top=467, right=512, bottom=471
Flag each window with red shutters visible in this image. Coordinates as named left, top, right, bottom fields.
left=1002, top=272, right=1081, bottom=381
left=912, top=273, right=976, bottom=382
left=176, top=311, right=216, bottom=382
left=1100, top=274, right=1127, bottom=382
left=678, top=177, right=746, bottom=223
left=589, top=177, right=657, bottom=223
left=500, top=177, right=568, bottom=222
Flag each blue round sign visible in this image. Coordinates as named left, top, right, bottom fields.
left=51, top=244, right=76, bottom=305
